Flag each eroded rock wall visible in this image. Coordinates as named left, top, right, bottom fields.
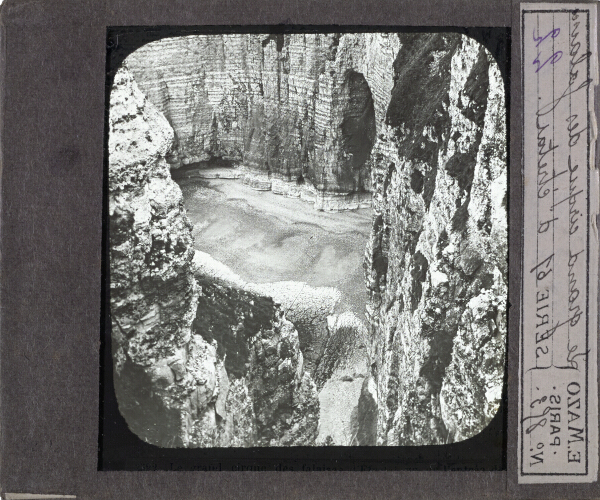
left=111, top=31, right=507, bottom=448
left=192, top=277, right=319, bottom=446
left=363, top=33, right=507, bottom=445
left=109, top=66, right=318, bottom=447
left=191, top=250, right=370, bottom=446
left=125, top=34, right=401, bottom=198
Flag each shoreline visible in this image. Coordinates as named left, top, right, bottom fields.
left=178, top=175, right=372, bottom=323
left=172, top=165, right=373, bottom=212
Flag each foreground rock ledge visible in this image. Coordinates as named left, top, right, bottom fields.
left=109, top=65, right=319, bottom=447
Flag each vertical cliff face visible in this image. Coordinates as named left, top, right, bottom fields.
left=109, top=65, right=202, bottom=447
left=125, top=34, right=400, bottom=203
left=111, top=31, right=507, bottom=448
left=363, top=33, right=507, bottom=445
left=109, top=65, right=318, bottom=447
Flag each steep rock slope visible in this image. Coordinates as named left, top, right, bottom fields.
left=125, top=34, right=401, bottom=206
left=109, top=66, right=319, bottom=447
left=113, top=31, right=507, bottom=447
left=316, top=312, right=371, bottom=445
left=363, top=33, right=507, bottom=445
left=192, top=250, right=369, bottom=445
left=192, top=276, right=319, bottom=446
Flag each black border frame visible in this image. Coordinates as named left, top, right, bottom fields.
left=100, top=25, right=510, bottom=473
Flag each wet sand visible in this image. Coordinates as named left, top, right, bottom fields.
left=178, top=177, right=372, bottom=320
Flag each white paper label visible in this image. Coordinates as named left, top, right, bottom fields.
left=519, top=2, right=599, bottom=484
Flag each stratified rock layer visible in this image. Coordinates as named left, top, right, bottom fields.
left=363, top=33, right=507, bottom=445
left=125, top=34, right=401, bottom=204
left=113, top=31, right=507, bottom=447
left=109, top=65, right=318, bottom=447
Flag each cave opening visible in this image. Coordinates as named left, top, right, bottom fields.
left=169, top=156, right=239, bottom=181
left=337, top=70, right=376, bottom=192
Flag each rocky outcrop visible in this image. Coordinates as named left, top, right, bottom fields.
left=192, top=250, right=364, bottom=385
left=109, top=65, right=319, bottom=447
left=248, top=281, right=341, bottom=375
left=363, top=33, right=507, bottom=445
left=192, top=276, right=319, bottom=446
left=109, top=65, right=202, bottom=448
left=191, top=250, right=341, bottom=374
left=191, top=250, right=370, bottom=445
left=125, top=34, right=401, bottom=208
left=112, top=31, right=507, bottom=448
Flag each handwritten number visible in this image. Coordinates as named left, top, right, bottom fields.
left=533, top=51, right=563, bottom=73
left=531, top=27, right=562, bottom=72
left=526, top=418, right=547, bottom=435
left=530, top=396, right=548, bottom=408
left=530, top=254, right=553, bottom=282
left=533, top=27, right=560, bottom=47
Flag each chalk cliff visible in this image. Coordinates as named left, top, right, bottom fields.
left=363, top=33, right=507, bottom=445
left=112, top=31, right=507, bottom=447
left=109, top=65, right=319, bottom=447
left=125, top=33, right=401, bottom=208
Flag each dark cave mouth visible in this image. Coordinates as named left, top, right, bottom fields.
left=337, top=70, right=377, bottom=191
left=170, top=157, right=240, bottom=180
